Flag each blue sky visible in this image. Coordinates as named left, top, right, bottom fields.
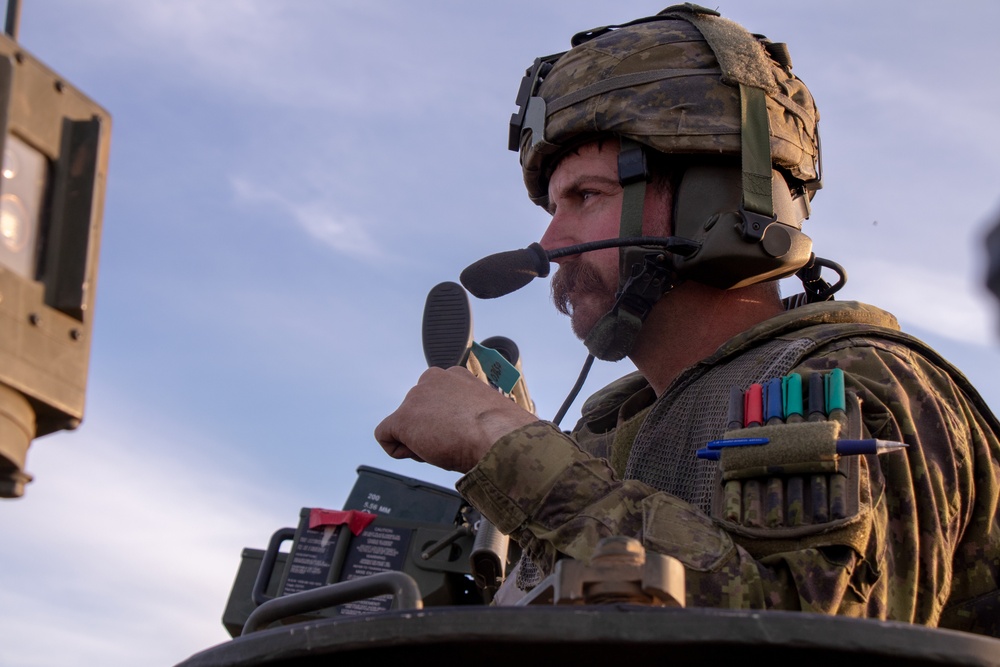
left=0, top=1, right=998, bottom=665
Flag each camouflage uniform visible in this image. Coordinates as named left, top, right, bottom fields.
left=457, top=301, right=1000, bottom=635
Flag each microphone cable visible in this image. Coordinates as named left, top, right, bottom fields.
left=552, top=353, right=595, bottom=428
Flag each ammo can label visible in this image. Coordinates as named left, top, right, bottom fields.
left=280, top=525, right=341, bottom=596
left=337, top=525, right=412, bottom=616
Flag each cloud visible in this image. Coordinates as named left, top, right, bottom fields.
left=0, top=419, right=294, bottom=667
left=231, top=176, right=385, bottom=260
left=66, top=0, right=456, bottom=115
left=821, top=54, right=1000, bottom=162
left=843, top=257, right=994, bottom=346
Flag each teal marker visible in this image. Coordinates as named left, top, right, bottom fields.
left=782, top=373, right=803, bottom=423
left=825, top=368, right=846, bottom=415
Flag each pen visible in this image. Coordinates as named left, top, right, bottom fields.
left=698, top=438, right=907, bottom=459
left=782, top=373, right=803, bottom=423
left=808, top=371, right=832, bottom=521
left=764, top=377, right=784, bottom=425
left=706, top=437, right=770, bottom=449
left=727, top=385, right=744, bottom=431
left=825, top=367, right=847, bottom=430
left=808, top=372, right=825, bottom=422
left=824, top=368, right=846, bottom=415
left=834, top=439, right=908, bottom=455
left=744, top=383, right=763, bottom=427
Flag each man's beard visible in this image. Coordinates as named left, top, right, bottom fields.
left=551, top=258, right=616, bottom=339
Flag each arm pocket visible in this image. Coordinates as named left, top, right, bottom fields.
left=710, top=390, right=875, bottom=559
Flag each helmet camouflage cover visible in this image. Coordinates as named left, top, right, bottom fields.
left=513, top=4, right=822, bottom=209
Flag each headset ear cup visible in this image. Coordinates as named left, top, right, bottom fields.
left=671, top=163, right=813, bottom=289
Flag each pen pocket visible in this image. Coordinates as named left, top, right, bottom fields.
left=710, top=390, right=869, bottom=553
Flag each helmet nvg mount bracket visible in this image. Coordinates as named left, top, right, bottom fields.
left=508, top=3, right=845, bottom=361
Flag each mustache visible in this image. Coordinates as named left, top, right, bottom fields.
left=551, top=259, right=614, bottom=315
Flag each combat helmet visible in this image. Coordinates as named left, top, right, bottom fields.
left=508, top=4, right=843, bottom=361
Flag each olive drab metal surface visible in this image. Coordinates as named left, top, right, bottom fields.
left=0, top=0, right=110, bottom=497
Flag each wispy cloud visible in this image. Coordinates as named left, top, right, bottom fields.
left=844, top=257, right=994, bottom=346
left=68, top=0, right=452, bottom=114
left=0, top=419, right=293, bottom=667
left=822, top=54, right=1000, bottom=162
left=231, top=176, right=385, bottom=260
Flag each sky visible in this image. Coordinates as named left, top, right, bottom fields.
left=0, top=1, right=998, bottom=665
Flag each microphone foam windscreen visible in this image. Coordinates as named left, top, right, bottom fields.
left=460, top=244, right=549, bottom=299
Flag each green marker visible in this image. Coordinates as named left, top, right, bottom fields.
left=825, top=368, right=846, bottom=414
left=782, top=373, right=803, bottom=423
left=824, top=367, right=847, bottom=430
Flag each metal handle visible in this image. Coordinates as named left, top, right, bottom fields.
left=420, top=524, right=472, bottom=560
left=251, top=527, right=296, bottom=606
left=241, top=571, right=423, bottom=635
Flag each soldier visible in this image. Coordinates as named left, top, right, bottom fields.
left=375, top=5, right=1000, bottom=633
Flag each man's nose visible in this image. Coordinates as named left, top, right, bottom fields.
left=539, top=212, right=572, bottom=260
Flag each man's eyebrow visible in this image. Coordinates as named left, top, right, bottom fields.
left=547, top=174, right=620, bottom=214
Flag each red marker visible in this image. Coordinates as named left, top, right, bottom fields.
left=744, top=383, right=763, bottom=427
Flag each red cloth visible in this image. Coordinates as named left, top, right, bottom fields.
left=308, top=508, right=377, bottom=536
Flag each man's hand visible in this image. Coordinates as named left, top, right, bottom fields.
left=374, top=366, right=539, bottom=473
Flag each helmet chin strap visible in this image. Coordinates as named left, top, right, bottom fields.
left=584, top=139, right=677, bottom=361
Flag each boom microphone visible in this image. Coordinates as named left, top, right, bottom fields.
left=459, top=236, right=699, bottom=299
left=459, top=243, right=550, bottom=299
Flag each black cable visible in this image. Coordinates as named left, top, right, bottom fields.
left=547, top=236, right=698, bottom=260
left=552, top=354, right=595, bottom=427
left=796, top=254, right=848, bottom=303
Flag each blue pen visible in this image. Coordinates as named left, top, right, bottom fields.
left=764, top=377, right=784, bottom=425
left=700, top=439, right=906, bottom=460
left=706, top=437, right=770, bottom=450
left=698, top=436, right=770, bottom=460
left=836, top=439, right=907, bottom=456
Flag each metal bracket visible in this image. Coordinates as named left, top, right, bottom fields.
left=738, top=202, right=777, bottom=243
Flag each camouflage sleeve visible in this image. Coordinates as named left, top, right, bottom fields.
left=793, top=339, right=999, bottom=631
left=456, top=340, right=1000, bottom=628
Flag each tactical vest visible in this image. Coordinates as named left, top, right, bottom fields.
left=623, top=320, right=998, bottom=514
left=617, top=314, right=999, bottom=636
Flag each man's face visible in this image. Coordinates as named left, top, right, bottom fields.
left=540, top=140, right=671, bottom=339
